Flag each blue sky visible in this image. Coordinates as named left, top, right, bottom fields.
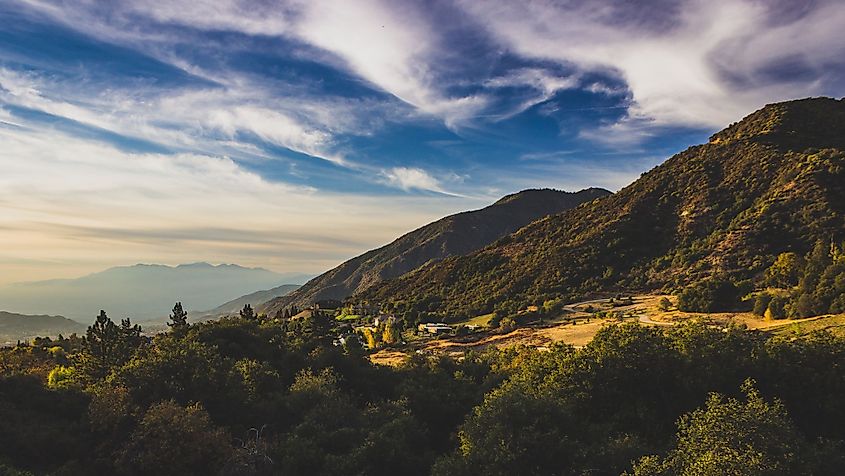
left=1, top=0, right=845, bottom=284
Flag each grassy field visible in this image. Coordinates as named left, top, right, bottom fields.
left=368, top=295, right=845, bottom=366
left=767, top=314, right=845, bottom=338
left=453, top=312, right=495, bottom=327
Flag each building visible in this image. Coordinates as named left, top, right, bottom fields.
left=417, top=322, right=453, bottom=335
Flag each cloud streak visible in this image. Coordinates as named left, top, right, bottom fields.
left=2, top=0, right=844, bottom=283
left=462, top=0, right=845, bottom=129
left=0, top=125, right=478, bottom=284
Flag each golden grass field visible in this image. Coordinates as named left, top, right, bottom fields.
left=369, top=295, right=845, bottom=366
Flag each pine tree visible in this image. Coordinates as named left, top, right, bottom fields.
left=118, top=318, right=143, bottom=362
left=81, top=310, right=121, bottom=381
left=240, top=304, right=256, bottom=320
left=169, top=302, right=189, bottom=329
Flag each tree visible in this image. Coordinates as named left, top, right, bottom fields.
left=382, top=318, right=401, bottom=345
left=116, top=401, right=232, bottom=476
left=118, top=318, right=143, bottom=361
left=676, top=278, right=740, bottom=313
left=657, top=297, right=672, bottom=312
left=168, top=302, right=188, bottom=329
left=434, top=385, right=578, bottom=476
left=753, top=292, right=773, bottom=316
left=765, top=296, right=787, bottom=320
left=80, top=310, right=121, bottom=381
left=764, top=252, right=802, bottom=288
left=239, top=304, right=256, bottom=320
left=630, top=380, right=802, bottom=476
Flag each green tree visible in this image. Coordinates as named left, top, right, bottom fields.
left=239, top=304, right=256, bottom=320
left=657, top=297, right=672, bottom=312
left=764, top=252, right=802, bottom=288
left=118, top=318, right=143, bottom=363
left=80, top=310, right=121, bottom=381
left=630, top=380, right=802, bottom=476
left=116, top=400, right=232, bottom=476
left=676, top=278, right=740, bottom=313
left=168, top=301, right=189, bottom=329
left=753, top=292, right=773, bottom=316
left=765, top=296, right=787, bottom=320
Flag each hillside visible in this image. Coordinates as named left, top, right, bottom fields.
left=0, top=311, right=86, bottom=344
left=362, top=97, right=845, bottom=318
left=192, top=284, right=300, bottom=319
left=261, top=188, right=610, bottom=314
left=0, top=263, right=296, bottom=321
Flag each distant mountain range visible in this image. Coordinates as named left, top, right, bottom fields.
left=0, top=311, right=86, bottom=344
left=192, top=284, right=300, bottom=319
left=361, top=97, right=845, bottom=318
left=262, top=188, right=610, bottom=316
left=0, top=263, right=308, bottom=322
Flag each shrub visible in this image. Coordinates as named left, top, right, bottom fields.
left=753, top=292, right=773, bottom=316
left=46, top=366, right=77, bottom=389
left=764, top=297, right=787, bottom=320
left=677, top=278, right=741, bottom=313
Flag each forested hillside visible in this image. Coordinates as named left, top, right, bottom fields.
left=364, top=98, right=845, bottom=319
left=263, top=188, right=609, bottom=314
left=3, top=312, right=844, bottom=475
left=0, top=312, right=86, bottom=344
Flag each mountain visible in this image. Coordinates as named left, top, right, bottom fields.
left=262, top=188, right=610, bottom=315
left=192, top=284, right=301, bottom=319
left=361, top=97, right=845, bottom=318
left=0, top=311, right=87, bottom=344
left=0, top=263, right=297, bottom=322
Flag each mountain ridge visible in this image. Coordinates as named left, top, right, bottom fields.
left=360, top=97, right=845, bottom=318
left=193, top=284, right=301, bottom=319
left=262, top=187, right=610, bottom=315
left=0, top=263, right=298, bottom=321
left=0, top=311, right=87, bottom=344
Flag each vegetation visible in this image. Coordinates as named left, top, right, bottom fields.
left=2, top=98, right=844, bottom=474
left=362, top=98, right=845, bottom=319
left=3, top=302, right=845, bottom=475
left=265, top=188, right=609, bottom=315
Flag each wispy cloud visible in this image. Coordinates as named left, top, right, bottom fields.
left=378, top=167, right=463, bottom=196
left=457, top=0, right=845, bottom=129
left=2, top=0, right=844, bottom=283
left=0, top=125, right=478, bottom=284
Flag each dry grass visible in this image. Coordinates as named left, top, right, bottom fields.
left=369, top=349, right=410, bottom=367
left=367, top=295, right=845, bottom=366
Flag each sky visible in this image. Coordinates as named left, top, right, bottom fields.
left=2, top=0, right=845, bottom=285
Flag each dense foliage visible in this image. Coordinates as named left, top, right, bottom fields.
left=362, top=98, right=845, bottom=319
left=2, top=309, right=845, bottom=475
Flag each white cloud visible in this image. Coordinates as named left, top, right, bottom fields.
left=484, top=67, right=581, bottom=119
left=12, top=0, right=492, bottom=130
left=0, top=126, right=478, bottom=284
left=379, top=167, right=458, bottom=195
left=0, top=67, right=351, bottom=165
left=286, top=0, right=490, bottom=129
left=457, top=0, right=845, bottom=129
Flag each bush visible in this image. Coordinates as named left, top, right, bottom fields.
left=46, top=366, right=77, bottom=389
left=753, top=292, right=773, bottom=316
left=499, top=317, right=516, bottom=333
left=676, top=278, right=741, bottom=313
left=765, top=297, right=787, bottom=320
